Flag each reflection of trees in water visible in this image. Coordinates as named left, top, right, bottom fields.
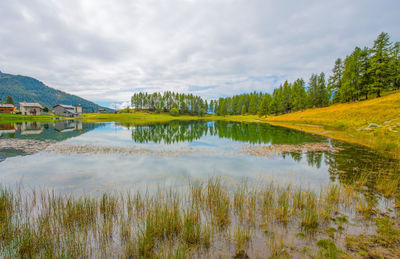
left=324, top=140, right=399, bottom=197
left=283, top=140, right=400, bottom=198
left=282, top=151, right=324, bottom=169
left=130, top=121, right=400, bottom=197
left=131, top=121, right=326, bottom=145
left=267, top=141, right=399, bottom=198
left=131, top=121, right=209, bottom=144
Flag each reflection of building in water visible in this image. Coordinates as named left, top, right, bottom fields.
left=20, top=122, right=43, bottom=135
left=0, top=123, right=17, bottom=136
left=54, top=120, right=83, bottom=132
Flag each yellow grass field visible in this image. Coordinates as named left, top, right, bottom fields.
left=263, top=91, right=400, bottom=156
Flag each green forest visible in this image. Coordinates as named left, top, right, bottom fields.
left=131, top=32, right=400, bottom=116
left=131, top=92, right=208, bottom=116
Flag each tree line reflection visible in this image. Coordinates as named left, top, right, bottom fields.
left=129, top=121, right=399, bottom=198
left=130, top=121, right=326, bottom=145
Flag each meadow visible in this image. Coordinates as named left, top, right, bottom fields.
left=264, top=91, right=400, bottom=156
left=0, top=113, right=59, bottom=123
left=80, top=112, right=259, bottom=125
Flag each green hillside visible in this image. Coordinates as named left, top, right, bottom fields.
left=0, top=71, right=111, bottom=112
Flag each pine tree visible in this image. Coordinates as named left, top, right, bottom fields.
left=307, top=74, right=318, bottom=107
left=270, top=88, right=283, bottom=115
left=282, top=81, right=292, bottom=113
left=317, top=72, right=329, bottom=107
left=217, top=99, right=227, bottom=116
left=258, top=94, right=271, bottom=117
left=328, top=58, right=344, bottom=103
left=390, top=42, right=400, bottom=89
left=5, top=96, right=14, bottom=105
left=241, top=105, right=246, bottom=115
left=291, top=78, right=306, bottom=111
left=340, top=47, right=370, bottom=102
left=248, top=95, right=258, bottom=115
left=368, top=32, right=392, bottom=97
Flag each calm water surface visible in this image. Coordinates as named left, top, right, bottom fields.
left=0, top=120, right=396, bottom=195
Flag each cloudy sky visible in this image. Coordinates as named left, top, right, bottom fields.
left=1, top=0, right=399, bottom=108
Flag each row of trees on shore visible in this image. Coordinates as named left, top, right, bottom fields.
left=131, top=92, right=208, bottom=115
left=131, top=32, right=399, bottom=116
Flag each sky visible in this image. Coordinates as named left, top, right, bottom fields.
left=1, top=0, right=399, bottom=109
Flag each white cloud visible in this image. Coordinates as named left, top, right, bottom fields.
left=111, top=101, right=132, bottom=110
left=0, top=0, right=399, bottom=106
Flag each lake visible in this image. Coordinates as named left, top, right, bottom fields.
left=0, top=120, right=396, bottom=197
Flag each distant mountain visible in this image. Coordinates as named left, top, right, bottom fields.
left=0, top=71, right=112, bottom=112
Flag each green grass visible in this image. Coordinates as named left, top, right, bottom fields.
left=0, top=111, right=254, bottom=125
left=0, top=113, right=59, bottom=123
left=80, top=111, right=259, bottom=125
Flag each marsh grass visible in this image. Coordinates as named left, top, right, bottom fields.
left=0, top=177, right=399, bottom=258
left=234, top=226, right=251, bottom=258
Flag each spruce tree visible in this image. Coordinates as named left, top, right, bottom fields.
left=258, top=94, right=271, bottom=117
left=368, top=32, right=392, bottom=97
left=5, top=96, right=14, bottom=105
left=307, top=74, right=318, bottom=107
left=248, top=95, right=258, bottom=115
left=328, top=58, right=343, bottom=103
left=282, top=81, right=292, bottom=113
left=241, top=105, right=246, bottom=115
left=390, top=42, right=400, bottom=89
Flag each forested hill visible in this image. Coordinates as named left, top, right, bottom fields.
left=0, top=71, right=111, bottom=112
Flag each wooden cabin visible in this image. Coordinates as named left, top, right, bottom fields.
left=0, top=104, right=16, bottom=114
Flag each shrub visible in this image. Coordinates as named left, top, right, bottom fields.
left=169, top=108, right=179, bottom=116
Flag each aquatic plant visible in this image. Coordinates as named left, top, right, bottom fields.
left=0, top=177, right=399, bottom=258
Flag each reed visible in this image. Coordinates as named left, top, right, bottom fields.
left=0, top=178, right=398, bottom=258
left=275, top=186, right=291, bottom=224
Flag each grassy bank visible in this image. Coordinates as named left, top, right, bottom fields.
left=1, top=177, right=399, bottom=258
left=80, top=112, right=259, bottom=125
left=0, top=113, right=67, bottom=123
left=0, top=111, right=259, bottom=125
left=263, top=91, right=400, bottom=156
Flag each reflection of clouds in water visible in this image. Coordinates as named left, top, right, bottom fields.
left=0, top=122, right=336, bottom=195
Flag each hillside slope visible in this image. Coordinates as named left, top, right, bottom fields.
left=0, top=71, right=110, bottom=112
left=264, top=91, right=400, bottom=155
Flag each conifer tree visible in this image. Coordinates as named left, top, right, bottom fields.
left=328, top=58, right=344, bottom=103
left=368, top=32, right=392, bottom=97
left=5, top=96, right=14, bottom=105
left=258, top=94, right=271, bottom=117
left=241, top=105, right=246, bottom=115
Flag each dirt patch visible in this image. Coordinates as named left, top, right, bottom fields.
left=44, top=143, right=200, bottom=157
left=0, top=139, right=56, bottom=154
left=241, top=143, right=342, bottom=157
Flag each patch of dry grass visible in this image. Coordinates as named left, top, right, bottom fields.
left=264, top=91, right=400, bottom=156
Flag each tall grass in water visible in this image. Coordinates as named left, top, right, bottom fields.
left=0, top=177, right=398, bottom=258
